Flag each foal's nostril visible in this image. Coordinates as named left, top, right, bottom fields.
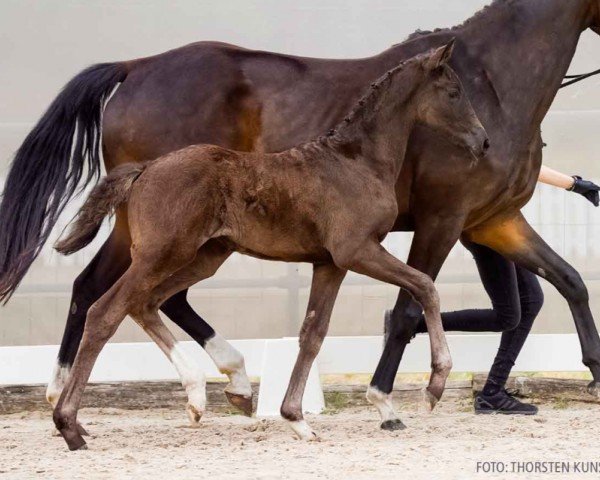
left=483, top=138, right=491, bottom=151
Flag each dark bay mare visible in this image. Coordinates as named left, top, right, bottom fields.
left=51, top=45, right=487, bottom=450
left=1, top=0, right=600, bottom=429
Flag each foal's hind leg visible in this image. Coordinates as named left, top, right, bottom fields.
left=47, top=224, right=131, bottom=436
left=54, top=244, right=198, bottom=450
left=131, top=309, right=207, bottom=423
left=48, top=231, right=250, bottom=416
left=280, top=263, right=346, bottom=440
left=147, top=241, right=254, bottom=416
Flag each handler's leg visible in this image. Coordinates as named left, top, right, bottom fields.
left=409, top=241, right=541, bottom=413
left=467, top=213, right=600, bottom=396
left=280, top=263, right=346, bottom=440
left=475, top=266, right=543, bottom=414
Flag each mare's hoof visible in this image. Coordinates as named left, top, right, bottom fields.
left=587, top=381, right=600, bottom=398
left=186, top=404, right=204, bottom=425
left=225, top=391, right=254, bottom=417
left=380, top=419, right=406, bottom=431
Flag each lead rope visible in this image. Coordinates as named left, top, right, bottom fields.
left=560, top=68, right=600, bottom=88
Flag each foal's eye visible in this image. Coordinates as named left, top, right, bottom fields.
left=448, top=89, right=460, bottom=99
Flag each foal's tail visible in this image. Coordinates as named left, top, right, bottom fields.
left=0, top=62, right=129, bottom=303
left=55, top=163, right=147, bottom=255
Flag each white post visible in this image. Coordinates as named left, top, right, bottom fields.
left=256, top=338, right=325, bottom=417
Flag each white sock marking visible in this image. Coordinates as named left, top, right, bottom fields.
left=287, top=419, right=318, bottom=441
left=170, top=343, right=207, bottom=423
left=205, top=334, right=252, bottom=397
left=366, top=385, right=398, bottom=423
left=46, top=362, right=70, bottom=408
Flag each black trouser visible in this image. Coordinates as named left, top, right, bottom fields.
left=417, top=240, right=544, bottom=387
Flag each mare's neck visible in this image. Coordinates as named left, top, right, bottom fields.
left=375, top=0, right=592, bottom=139
left=459, top=0, right=591, bottom=135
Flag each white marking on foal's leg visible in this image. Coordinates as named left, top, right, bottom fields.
left=205, top=334, right=251, bottom=397
left=46, top=362, right=70, bottom=408
left=287, top=419, right=319, bottom=441
left=366, top=385, right=406, bottom=431
left=170, top=343, right=207, bottom=424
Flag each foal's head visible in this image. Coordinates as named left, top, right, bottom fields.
left=411, top=41, right=489, bottom=158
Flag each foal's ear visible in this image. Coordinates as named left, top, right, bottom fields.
left=426, top=39, right=456, bottom=70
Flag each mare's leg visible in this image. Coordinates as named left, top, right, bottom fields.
left=160, top=290, right=253, bottom=415
left=368, top=217, right=463, bottom=428
left=409, top=240, right=543, bottom=412
left=334, top=236, right=453, bottom=428
left=466, top=213, right=600, bottom=395
left=280, top=263, right=346, bottom=440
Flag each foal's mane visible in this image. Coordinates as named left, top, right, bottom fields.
left=404, top=0, right=510, bottom=41
left=321, top=51, right=430, bottom=143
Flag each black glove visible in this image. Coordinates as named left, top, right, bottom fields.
left=569, top=176, right=600, bottom=207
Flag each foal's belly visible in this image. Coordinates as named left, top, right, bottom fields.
left=224, top=217, right=332, bottom=264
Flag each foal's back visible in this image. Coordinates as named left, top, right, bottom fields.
left=128, top=142, right=384, bottom=263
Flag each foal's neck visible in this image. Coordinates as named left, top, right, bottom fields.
left=321, top=65, right=423, bottom=180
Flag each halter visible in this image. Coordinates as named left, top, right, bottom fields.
left=560, top=68, right=600, bottom=88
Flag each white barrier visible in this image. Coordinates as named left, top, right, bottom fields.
left=256, top=338, right=324, bottom=417
left=0, top=333, right=586, bottom=384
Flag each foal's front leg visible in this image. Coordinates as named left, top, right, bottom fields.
left=335, top=240, right=452, bottom=429
left=280, top=263, right=346, bottom=440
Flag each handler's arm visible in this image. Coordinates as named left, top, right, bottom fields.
left=539, top=165, right=600, bottom=206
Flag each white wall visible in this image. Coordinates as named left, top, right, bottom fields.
left=1, top=0, right=600, bottom=346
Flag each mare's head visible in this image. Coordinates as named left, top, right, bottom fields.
left=413, top=41, right=489, bottom=159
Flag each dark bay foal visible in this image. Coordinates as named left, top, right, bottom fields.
left=53, top=42, right=488, bottom=450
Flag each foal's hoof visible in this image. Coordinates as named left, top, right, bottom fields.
left=288, top=420, right=320, bottom=441
left=420, top=387, right=439, bottom=413
left=587, top=381, right=600, bottom=398
left=186, top=404, right=204, bottom=425
left=380, top=418, right=406, bottom=431
left=60, top=430, right=88, bottom=451
left=225, top=391, right=254, bottom=417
